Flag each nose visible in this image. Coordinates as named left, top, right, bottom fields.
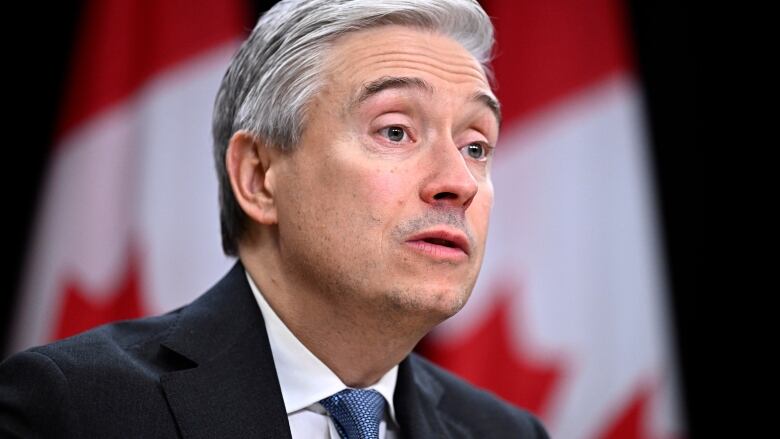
left=419, top=140, right=479, bottom=209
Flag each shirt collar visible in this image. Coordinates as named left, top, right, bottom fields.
left=245, top=270, right=398, bottom=422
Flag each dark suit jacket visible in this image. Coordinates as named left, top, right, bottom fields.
left=1, top=261, right=549, bottom=438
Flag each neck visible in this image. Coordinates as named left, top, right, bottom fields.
left=240, top=241, right=433, bottom=388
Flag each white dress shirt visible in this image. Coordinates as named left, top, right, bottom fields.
left=246, top=271, right=400, bottom=438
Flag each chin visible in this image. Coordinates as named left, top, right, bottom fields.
left=381, top=283, right=472, bottom=324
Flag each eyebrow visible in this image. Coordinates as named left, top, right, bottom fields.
left=351, top=75, right=502, bottom=126
left=471, top=91, right=502, bottom=127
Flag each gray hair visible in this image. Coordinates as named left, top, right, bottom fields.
left=213, top=0, right=496, bottom=256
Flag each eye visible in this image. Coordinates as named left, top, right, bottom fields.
left=379, top=126, right=408, bottom=143
left=461, top=142, right=490, bottom=161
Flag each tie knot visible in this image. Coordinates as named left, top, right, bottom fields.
left=319, top=388, right=386, bottom=439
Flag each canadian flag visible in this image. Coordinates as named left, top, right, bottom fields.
left=8, top=0, right=247, bottom=352
left=9, top=1, right=686, bottom=439
left=422, top=1, right=688, bottom=438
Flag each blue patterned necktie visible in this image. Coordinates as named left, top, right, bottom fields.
left=319, top=388, right=386, bottom=439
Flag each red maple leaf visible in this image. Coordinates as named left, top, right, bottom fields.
left=52, top=250, right=146, bottom=341
left=596, top=379, right=685, bottom=439
left=420, top=282, right=564, bottom=420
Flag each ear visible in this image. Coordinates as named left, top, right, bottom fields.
left=225, top=130, right=279, bottom=226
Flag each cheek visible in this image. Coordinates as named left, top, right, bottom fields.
left=367, top=166, right=411, bottom=203
left=302, top=158, right=412, bottom=238
left=356, top=165, right=419, bottom=232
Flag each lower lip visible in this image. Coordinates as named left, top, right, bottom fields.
left=404, top=240, right=468, bottom=262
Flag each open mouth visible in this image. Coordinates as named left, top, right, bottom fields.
left=422, top=237, right=459, bottom=248
left=404, top=228, right=470, bottom=261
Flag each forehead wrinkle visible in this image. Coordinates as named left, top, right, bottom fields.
left=349, top=50, right=486, bottom=80
left=364, top=60, right=486, bottom=84
left=336, top=59, right=487, bottom=87
left=349, top=46, right=478, bottom=66
left=322, top=28, right=496, bottom=125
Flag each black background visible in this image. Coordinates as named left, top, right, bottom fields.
left=1, top=1, right=694, bottom=435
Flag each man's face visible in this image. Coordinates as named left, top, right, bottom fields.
left=272, top=25, right=498, bottom=324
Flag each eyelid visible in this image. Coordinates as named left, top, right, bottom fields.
left=376, top=124, right=415, bottom=144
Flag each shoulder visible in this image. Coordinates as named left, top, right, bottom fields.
left=1, top=348, right=75, bottom=437
left=2, top=260, right=246, bottom=378
left=0, top=262, right=249, bottom=437
left=406, top=353, right=550, bottom=438
left=7, top=306, right=185, bottom=376
left=0, top=310, right=185, bottom=437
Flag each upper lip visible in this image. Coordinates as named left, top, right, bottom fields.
left=405, top=228, right=471, bottom=255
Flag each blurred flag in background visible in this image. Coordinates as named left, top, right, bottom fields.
left=8, top=0, right=245, bottom=352
left=422, top=1, right=687, bottom=438
left=8, top=1, right=686, bottom=439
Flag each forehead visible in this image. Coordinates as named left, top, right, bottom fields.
left=321, top=25, right=495, bottom=108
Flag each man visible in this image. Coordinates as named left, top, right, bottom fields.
left=1, top=0, right=550, bottom=437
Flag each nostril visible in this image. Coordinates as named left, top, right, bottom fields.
left=433, top=192, right=457, bottom=200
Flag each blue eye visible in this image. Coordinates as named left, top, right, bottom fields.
left=381, top=126, right=407, bottom=142
left=462, top=143, right=488, bottom=161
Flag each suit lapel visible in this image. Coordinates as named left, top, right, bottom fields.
left=395, top=354, right=474, bottom=439
left=156, top=262, right=472, bottom=439
left=394, top=354, right=446, bottom=439
left=159, top=261, right=291, bottom=439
